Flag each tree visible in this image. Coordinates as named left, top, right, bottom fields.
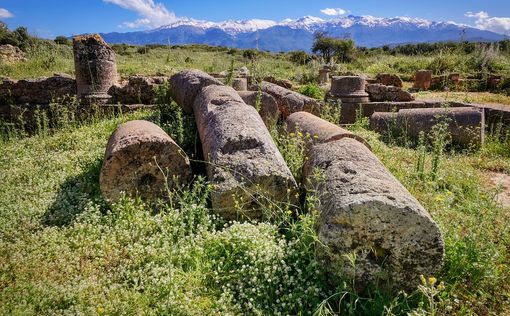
left=54, top=36, right=70, bottom=45
left=312, top=32, right=357, bottom=63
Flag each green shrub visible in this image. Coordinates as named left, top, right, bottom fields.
left=299, top=83, right=324, bottom=100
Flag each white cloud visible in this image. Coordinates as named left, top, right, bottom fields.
left=0, top=8, right=14, bottom=19
left=320, top=8, right=347, bottom=16
left=103, top=0, right=177, bottom=28
left=465, top=11, right=510, bottom=35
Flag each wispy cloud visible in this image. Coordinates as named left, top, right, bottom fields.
left=466, top=11, right=510, bottom=35
left=103, top=0, right=177, bottom=28
left=0, top=8, right=14, bottom=19
left=320, top=8, right=348, bottom=16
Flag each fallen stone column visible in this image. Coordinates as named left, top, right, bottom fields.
left=302, top=137, right=444, bottom=290
left=73, top=34, right=118, bottom=104
left=370, top=107, right=485, bottom=147
left=237, top=91, right=280, bottom=127
left=169, top=69, right=223, bottom=114
left=260, top=81, right=322, bottom=118
left=100, top=120, right=192, bottom=203
left=369, top=111, right=398, bottom=135
left=286, top=111, right=371, bottom=150
left=194, top=85, right=297, bottom=219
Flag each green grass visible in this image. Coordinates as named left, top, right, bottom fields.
left=0, top=107, right=509, bottom=314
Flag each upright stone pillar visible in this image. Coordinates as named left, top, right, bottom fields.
left=73, top=34, right=118, bottom=104
left=318, top=67, right=331, bottom=84
left=327, top=76, right=370, bottom=124
left=413, top=70, right=433, bottom=91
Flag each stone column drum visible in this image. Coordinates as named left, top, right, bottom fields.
left=169, top=69, right=223, bottom=114
left=100, top=120, right=192, bottom=203
left=260, top=81, right=322, bottom=118
left=302, top=137, right=444, bottom=290
left=327, top=76, right=370, bottom=124
left=237, top=90, right=280, bottom=127
left=73, top=34, right=118, bottom=104
left=413, top=70, right=433, bottom=91
left=370, top=107, right=485, bottom=147
left=193, top=85, right=298, bottom=219
left=286, top=111, right=371, bottom=150
left=319, top=68, right=331, bottom=84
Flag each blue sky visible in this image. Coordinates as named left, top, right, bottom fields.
left=1, top=0, right=509, bottom=38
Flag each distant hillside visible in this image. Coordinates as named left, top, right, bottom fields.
left=99, top=15, right=508, bottom=51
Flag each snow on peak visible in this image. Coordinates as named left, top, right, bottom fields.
left=154, top=14, right=468, bottom=35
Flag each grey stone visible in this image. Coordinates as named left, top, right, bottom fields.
left=366, top=84, right=414, bottom=102
left=232, top=78, right=248, bottom=91
left=286, top=111, right=371, bottom=150
left=327, top=76, right=370, bottom=104
left=73, top=34, right=118, bottom=104
left=260, top=81, right=322, bottom=118
left=302, top=138, right=444, bottom=290
left=169, top=69, right=223, bottom=114
left=100, top=120, right=192, bottom=203
left=237, top=90, right=280, bottom=127
left=370, top=107, right=485, bottom=147
left=193, top=85, right=297, bottom=219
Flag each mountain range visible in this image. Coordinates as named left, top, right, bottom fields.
left=99, top=15, right=509, bottom=51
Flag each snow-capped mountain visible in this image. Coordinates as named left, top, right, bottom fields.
left=100, top=15, right=508, bottom=51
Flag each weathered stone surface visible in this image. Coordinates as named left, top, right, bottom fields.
left=193, top=85, right=297, bottom=219
left=232, top=78, right=248, bottom=91
left=169, top=69, right=223, bottom=114
left=339, top=101, right=432, bottom=125
left=109, top=76, right=167, bottom=105
left=319, top=68, right=331, bottom=84
left=302, top=138, right=444, bottom=290
left=376, top=73, right=403, bottom=88
left=370, top=107, right=485, bottom=147
left=73, top=34, right=118, bottom=103
left=100, top=120, right=192, bottom=202
left=286, top=111, right=371, bottom=150
left=237, top=90, right=280, bottom=127
left=413, top=70, right=433, bottom=91
left=0, top=74, right=76, bottom=104
left=260, top=81, right=322, bottom=118
left=366, top=84, right=414, bottom=102
left=327, top=76, right=370, bottom=104
left=263, top=76, right=293, bottom=89
left=0, top=44, right=26, bottom=63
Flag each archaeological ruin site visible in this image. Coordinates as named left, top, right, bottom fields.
left=2, top=4, right=510, bottom=313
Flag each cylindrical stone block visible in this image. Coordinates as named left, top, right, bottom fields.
left=260, top=81, right=322, bottom=118
left=369, top=111, right=398, bottom=134
left=232, top=78, right=248, bottom=91
left=100, top=120, right=192, bottom=202
left=169, top=69, right=223, bottom=114
left=328, top=76, right=370, bottom=103
left=286, top=111, right=371, bottom=150
left=303, top=138, right=444, bottom=290
left=73, top=34, right=118, bottom=103
left=370, top=107, right=485, bottom=147
left=193, top=85, right=298, bottom=219
left=319, top=69, right=330, bottom=84
left=413, top=70, right=433, bottom=90
left=237, top=90, right=280, bottom=127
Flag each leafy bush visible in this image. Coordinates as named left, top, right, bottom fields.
left=299, top=83, right=324, bottom=100
left=54, top=36, right=70, bottom=45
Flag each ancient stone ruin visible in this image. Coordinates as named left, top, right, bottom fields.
left=237, top=90, right=280, bottom=127
left=73, top=34, right=118, bottom=104
left=100, top=120, right=192, bottom=202
left=282, top=112, right=444, bottom=290
left=370, top=107, right=485, bottom=147
left=261, top=81, right=322, bottom=118
left=170, top=70, right=298, bottom=219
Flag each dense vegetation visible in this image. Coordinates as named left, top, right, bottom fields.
left=1, top=26, right=510, bottom=314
